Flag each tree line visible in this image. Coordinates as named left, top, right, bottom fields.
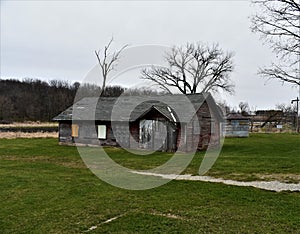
left=0, top=78, right=167, bottom=122
left=0, top=79, right=122, bottom=122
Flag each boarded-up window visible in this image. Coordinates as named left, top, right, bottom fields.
left=98, top=125, right=107, bottom=139
left=72, top=124, right=79, bottom=137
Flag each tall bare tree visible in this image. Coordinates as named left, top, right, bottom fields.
left=251, top=0, right=300, bottom=86
left=141, top=42, right=234, bottom=94
left=239, top=102, right=250, bottom=115
left=95, top=38, right=128, bottom=96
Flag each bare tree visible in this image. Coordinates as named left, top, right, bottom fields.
left=276, top=103, right=298, bottom=131
left=141, top=42, right=235, bottom=94
left=239, top=102, right=250, bottom=115
left=251, top=0, right=300, bottom=86
left=95, top=38, right=128, bottom=96
left=276, top=103, right=297, bottom=113
left=217, top=100, right=233, bottom=114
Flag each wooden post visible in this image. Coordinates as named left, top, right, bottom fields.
left=291, top=97, right=299, bottom=133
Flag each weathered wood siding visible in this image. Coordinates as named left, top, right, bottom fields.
left=176, top=100, right=221, bottom=152
left=130, top=121, right=139, bottom=149
left=57, top=100, right=221, bottom=151
left=58, top=122, right=72, bottom=143
left=226, top=119, right=249, bottom=137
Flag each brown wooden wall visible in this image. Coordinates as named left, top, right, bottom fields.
left=176, top=100, right=221, bottom=152
left=58, top=101, right=221, bottom=152
left=58, top=122, right=72, bottom=143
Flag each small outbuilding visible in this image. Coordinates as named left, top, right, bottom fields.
left=53, top=93, right=224, bottom=152
left=225, top=113, right=249, bottom=137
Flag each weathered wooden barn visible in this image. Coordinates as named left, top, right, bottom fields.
left=225, top=113, right=249, bottom=137
left=53, top=93, right=223, bottom=152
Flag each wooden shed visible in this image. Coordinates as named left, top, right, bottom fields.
left=225, top=113, right=249, bottom=137
left=53, top=93, right=223, bottom=152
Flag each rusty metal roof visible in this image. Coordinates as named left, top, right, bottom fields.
left=53, top=93, right=222, bottom=123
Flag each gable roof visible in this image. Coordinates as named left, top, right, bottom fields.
left=227, top=113, right=249, bottom=120
left=53, top=93, right=223, bottom=123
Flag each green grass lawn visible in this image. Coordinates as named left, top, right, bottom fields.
left=186, top=133, right=300, bottom=182
left=0, top=134, right=299, bottom=233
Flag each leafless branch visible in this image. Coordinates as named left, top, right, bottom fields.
left=141, top=42, right=235, bottom=94
left=251, top=0, right=300, bottom=85
left=95, top=37, right=128, bottom=96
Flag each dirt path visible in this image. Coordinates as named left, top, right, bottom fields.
left=132, top=171, right=300, bottom=192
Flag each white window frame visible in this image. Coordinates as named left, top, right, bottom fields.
left=98, top=125, right=107, bottom=139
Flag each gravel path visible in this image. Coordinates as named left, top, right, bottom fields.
left=133, top=172, right=300, bottom=192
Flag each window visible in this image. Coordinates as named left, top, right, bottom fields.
left=71, top=124, right=79, bottom=137
left=98, top=125, right=107, bottom=139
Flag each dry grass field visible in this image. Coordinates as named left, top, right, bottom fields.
left=0, top=122, right=58, bottom=139
left=0, top=131, right=58, bottom=139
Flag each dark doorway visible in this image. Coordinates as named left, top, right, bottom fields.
left=139, top=119, right=177, bottom=151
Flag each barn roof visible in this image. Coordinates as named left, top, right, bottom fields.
left=227, top=113, right=249, bottom=120
left=53, top=93, right=223, bottom=123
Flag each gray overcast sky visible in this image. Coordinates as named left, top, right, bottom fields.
left=0, top=0, right=298, bottom=110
